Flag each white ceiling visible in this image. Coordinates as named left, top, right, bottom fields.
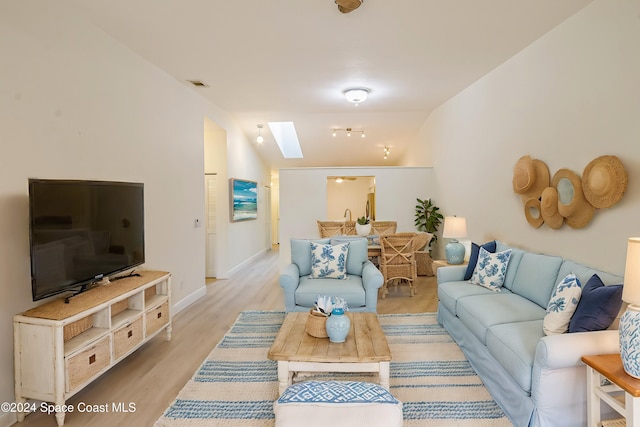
left=65, top=0, right=593, bottom=171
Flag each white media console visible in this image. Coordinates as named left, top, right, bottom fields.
left=13, top=270, right=171, bottom=426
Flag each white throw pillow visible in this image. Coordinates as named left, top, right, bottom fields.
left=469, top=248, right=512, bottom=291
left=543, top=273, right=582, bottom=335
left=310, top=242, right=349, bottom=279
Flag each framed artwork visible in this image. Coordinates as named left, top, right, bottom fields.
left=229, top=178, right=258, bottom=222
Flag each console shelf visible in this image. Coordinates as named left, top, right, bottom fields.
left=14, top=270, right=171, bottom=426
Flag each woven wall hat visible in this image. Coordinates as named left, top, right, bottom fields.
left=513, top=156, right=550, bottom=202
left=524, top=198, right=543, bottom=228
left=335, top=0, right=362, bottom=13
left=551, top=168, right=595, bottom=229
left=540, top=187, right=564, bottom=229
left=582, top=155, right=628, bottom=209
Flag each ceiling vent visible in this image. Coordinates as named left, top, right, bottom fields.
left=187, top=80, right=209, bottom=87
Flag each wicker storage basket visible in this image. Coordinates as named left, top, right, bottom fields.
left=415, top=251, right=434, bottom=276
left=113, top=316, right=143, bottom=359
left=111, top=299, right=129, bottom=318
left=65, top=336, right=110, bottom=392
left=145, top=301, right=169, bottom=336
left=305, top=309, right=328, bottom=338
left=63, top=316, right=93, bottom=342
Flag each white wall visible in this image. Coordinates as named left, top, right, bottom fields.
left=0, top=3, right=269, bottom=422
left=403, top=0, right=640, bottom=273
left=279, top=167, right=434, bottom=268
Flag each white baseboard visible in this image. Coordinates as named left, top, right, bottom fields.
left=0, top=411, right=16, bottom=427
left=226, top=248, right=267, bottom=277
left=172, top=285, right=207, bottom=315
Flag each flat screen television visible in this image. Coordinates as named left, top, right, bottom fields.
left=28, top=179, right=145, bottom=301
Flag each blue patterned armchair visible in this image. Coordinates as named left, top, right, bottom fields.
left=279, top=236, right=384, bottom=312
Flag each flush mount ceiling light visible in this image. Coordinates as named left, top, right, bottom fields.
left=256, top=124, right=264, bottom=144
left=344, top=88, right=370, bottom=106
left=332, top=127, right=365, bottom=138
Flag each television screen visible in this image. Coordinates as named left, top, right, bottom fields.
left=29, top=179, right=145, bottom=301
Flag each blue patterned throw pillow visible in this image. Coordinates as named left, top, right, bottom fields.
left=469, top=248, right=512, bottom=291
left=310, top=242, right=349, bottom=279
left=543, top=273, right=582, bottom=335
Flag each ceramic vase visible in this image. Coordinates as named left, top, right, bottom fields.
left=620, top=305, right=640, bottom=378
left=326, top=308, right=350, bottom=343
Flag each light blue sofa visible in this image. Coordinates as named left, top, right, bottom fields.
left=280, top=236, right=384, bottom=312
left=437, top=241, right=622, bottom=427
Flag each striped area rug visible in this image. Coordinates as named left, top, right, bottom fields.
left=154, top=311, right=513, bottom=426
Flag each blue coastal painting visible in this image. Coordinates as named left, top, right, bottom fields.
left=230, top=178, right=258, bottom=222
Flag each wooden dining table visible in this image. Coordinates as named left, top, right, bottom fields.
left=367, top=244, right=381, bottom=258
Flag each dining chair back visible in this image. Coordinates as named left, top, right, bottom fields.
left=379, top=233, right=418, bottom=298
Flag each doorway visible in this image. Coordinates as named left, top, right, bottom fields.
left=205, top=173, right=217, bottom=277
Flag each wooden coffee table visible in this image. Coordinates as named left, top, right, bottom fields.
left=268, top=311, right=392, bottom=395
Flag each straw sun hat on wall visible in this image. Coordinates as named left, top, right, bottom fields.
left=549, top=169, right=595, bottom=229
left=513, top=154, right=627, bottom=230
left=582, top=155, right=628, bottom=209
left=540, top=187, right=564, bottom=229
left=512, top=155, right=550, bottom=203
left=335, top=0, right=363, bottom=13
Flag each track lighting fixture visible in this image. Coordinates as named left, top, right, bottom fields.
left=332, top=128, right=365, bottom=138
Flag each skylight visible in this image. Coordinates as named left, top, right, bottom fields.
left=267, top=122, right=303, bottom=159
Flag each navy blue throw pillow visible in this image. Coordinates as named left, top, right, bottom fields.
left=464, top=241, right=497, bottom=280
left=568, top=274, right=623, bottom=333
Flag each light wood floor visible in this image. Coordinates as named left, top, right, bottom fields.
left=14, top=246, right=438, bottom=427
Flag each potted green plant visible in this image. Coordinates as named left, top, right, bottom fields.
left=414, top=198, right=443, bottom=254
left=356, top=216, right=371, bottom=236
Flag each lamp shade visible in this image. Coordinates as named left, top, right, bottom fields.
left=443, top=217, right=467, bottom=239
left=623, top=237, right=640, bottom=304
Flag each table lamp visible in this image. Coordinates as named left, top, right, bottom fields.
left=620, top=237, right=640, bottom=378
left=443, top=216, right=467, bottom=265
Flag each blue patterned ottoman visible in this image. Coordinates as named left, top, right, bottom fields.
left=273, top=381, right=403, bottom=427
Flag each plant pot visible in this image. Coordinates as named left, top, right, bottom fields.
left=356, top=223, right=371, bottom=236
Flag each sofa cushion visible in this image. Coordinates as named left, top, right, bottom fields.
left=511, top=252, right=563, bottom=309
left=470, top=248, right=512, bottom=291
left=543, top=273, right=582, bottom=335
left=464, top=241, right=496, bottom=280
left=557, top=260, right=623, bottom=288
left=495, top=241, right=526, bottom=291
left=486, top=320, right=544, bottom=395
left=295, top=275, right=366, bottom=308
left=310, top=241, right=349, bottom=279
left=330, top=236, right=368, bottom=276
left=291, top=238, right=331, bottom=276
left=569, top=274, right=623, bottom=333
left=438, top=280, right=506, bottom=316
left=456, top=293, right=546, bottom=344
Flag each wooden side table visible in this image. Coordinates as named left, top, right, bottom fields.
left=582, top=353, right=640, bottom=427
left=432, top=259, right=468, bottom=273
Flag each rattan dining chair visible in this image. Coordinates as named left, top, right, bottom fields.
left=379, top=232, right=418, bottom=298
left=317, top=221, right=345, bottom=238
